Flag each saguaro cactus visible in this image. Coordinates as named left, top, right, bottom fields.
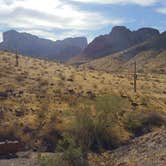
left=134, top=61, right=137, bottom=92
left=15, top=50, right=19, bottom=67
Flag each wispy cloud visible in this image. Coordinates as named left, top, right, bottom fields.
left=156, top=7, right=166, bottom=14
left=72, top=0, right=159, bottom=6
left=155, top=0, right=166, bottom=15
left=0, top=0, right=125, bottom=41
left=0, top=0, right=164, bottom=42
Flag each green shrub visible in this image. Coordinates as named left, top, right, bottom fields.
left=57, top=135, right=87, bottom=166
left=95, top=95, right=128, bottom=115
left=38, top=134, right=87, bottom=166
left=124, top=111, right=166, bottom=136
left=70, top=95, right=130, bottom=152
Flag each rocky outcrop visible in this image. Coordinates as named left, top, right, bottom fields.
left=83, top=26, right=160, bottom=59
left=0, top=30, right=87, bottom=62
left=0, top=140, right=24, bottom=156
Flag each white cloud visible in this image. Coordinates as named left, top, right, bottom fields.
left=72, top=0, right=159, bottom=6
left=156, top=7, right=166, bottom=14
left=19, top=29, right=57, bottom=41
left=0, top=0, right=125, bottom=40
left=0, top=1, right=124, bottom=30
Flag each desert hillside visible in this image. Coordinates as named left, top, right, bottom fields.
left=83, top=50, right=166, bottom=74
left=0, top=51, right=165, bottom=165
left=0, top=0, right=165, bottom=165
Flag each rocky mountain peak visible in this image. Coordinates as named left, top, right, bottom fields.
left=110, top=26, right=131, bottom=35
left=82, top=26, right=160, bottom=59
left=3, top=30, right=19, bottom=42
left=137, top=27, right=159, bottom=35
left=0, top=30, right=88, bottom=61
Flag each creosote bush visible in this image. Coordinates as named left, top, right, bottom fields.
left=70, top=95, right=130, bottom=152
left=124, top=111, right=166, bottom=137
left=39, top=135, right=87, bottom=166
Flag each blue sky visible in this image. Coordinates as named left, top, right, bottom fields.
left=0, top=0, right=165, bottom=43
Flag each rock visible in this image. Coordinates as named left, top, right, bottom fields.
left=131, top=102, right=139, bottom=107
left=0, top=30, right=88, bottom=62
left=82, top=26, right=159, bottom=59
left=16, top=151, right=32, bottom=158
left=0, top=92, right=8, bottom=99
left=0, top=140, right=24, bottom=156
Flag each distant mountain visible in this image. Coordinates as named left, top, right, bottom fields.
left=70, top=26, right=160, bottom=64
left=0, top=30, right=87, bottom=62
left=82, top=31, right=166, bottom=74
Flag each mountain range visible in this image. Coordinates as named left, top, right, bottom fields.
left=0, top=30, right=87, bottom=62
left=0, top=26, right=165, bottom=73
left=84, top=26, right=159, bottom=58
left=69, top=26, right=166, bottom=73
left=82, top=31, right=166, bottom=73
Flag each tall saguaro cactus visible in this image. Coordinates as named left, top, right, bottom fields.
left=134, top=61, right=137, bottom=93
left=15, top=50, right=19, bottom=67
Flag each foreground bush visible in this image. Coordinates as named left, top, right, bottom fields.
left=38, top=135, right=88, bottom=166
left=124, top=111, right=166, bottom=136
left=57, top=135, right=88, bottom=166
left=70, top=95, right=130, bottom=152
